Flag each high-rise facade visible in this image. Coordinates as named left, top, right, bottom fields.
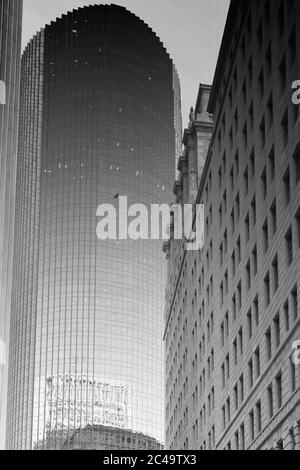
left=165, top=0, right=300, bottom=450
left=0, top=0, right=22, bottom=449
left=6, top=5, right=181, bottom=450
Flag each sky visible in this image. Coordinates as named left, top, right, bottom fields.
left=22, top=0, right=230, bottom=123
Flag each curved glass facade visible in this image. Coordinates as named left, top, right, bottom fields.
left=0, top=0, right=22, bottom=449
left=6, top=5, right=181, bottom=450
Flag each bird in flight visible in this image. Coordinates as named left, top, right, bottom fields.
left=113, top=194, right=119, bottom=200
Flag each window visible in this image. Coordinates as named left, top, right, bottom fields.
left=229, top=127, right=233, bottom=149
left=245, top=214, right=250, bottom=242
left=261, top=167, right=267, bottom=200
left=283, top=168, right=291, bottom=206
left=279, top=55, right=286, bottom=95
left=255, top=347, right=261, bottom=379
left=296, top=209, right=300, bottom=248
left=258, top=69, right=264, bottom=98
left=223, top=190, right=227, bottom=214
left=230, top=166, right=234, bottom=192
left=264, top=273, right=270, bottom=307
left=267, top=384, right=274, bottom=418
left=274, top=313, right=280, bottom=348
left=281, top=110, right=289, bottom=147
left=293, top=93, right=299, bottom=124
left=235, top=152, right=239, bottom=178
left=226, top=354, right=230, bottom=381
left=276, top=372, right=283, bottom=410
left=257, top=21, right=263, bottom=48
left=270, top=200, right=277, bottom=236
left=233, top=339, right=238, bottom=366
left=234, top=384, right=238, bottom=411
left=234, top=431, right=239, bottom=450
left=247, top=309, right=253, bottom=339
left=246, top=261, right=251, bottom=290
left=244, top=167, right=249, bottom=196
left=224, top=230, right=228, bottom=254
left=231, top=251, right=236, bottom=278
left=278, top=1, right=285, bottom=36
left=240, top=424, right=245, bottom=450
left=254, top=295, right=259, bottom=326
left=293, top=147, right=300, bottom=185
left=267, top=94, right=274, bottom=130
left=268, top=146, right=275, bottom=181
left=263, top=219, right=269, bottom=253
left=237, top=237, right=241, bottom=264
left=285, top=227, right=293, bottom=266
left=243, top=122, right=248, bottom=148
left=0, top=80, right=5, bottom=105
left=284, top=300, right=290, bottom=332
left=239, top=328, right=243, bottom=356
left=272, top=255, right=279, bottom=292
left=232, top=294, right=237, bottom=322
left=249, top=101, right=254, bottom=129
left=233, top=109, right=238, bottom=135
left=260, top=117, right=266, bottom=148
left=250, top=151, right=255, bottom=179
left=223, top=151, right=227, bottom=174
left=239, top=375, right=244, bottom=403
left=221, top=364, right=225, bottom=388
left=231, top=209, right=235, bottom=236
left=265, top=43, right=272, bottom=74
left=226, top=397, right=231, bottom=423
left=225, top=312, right=229, bottom=337
left=247, top=13, right=252, bottom=38
left=222, top=406, right=226, bottom=429
left=228, top=85, right=233, bottom=108
left=256, top=401, right=262, bottom=433
left=242, top=79, right=247, bottom=104
left=291, top=286, right=298, bottom=320
left=248, top=359, right=254, bottom=388
left=277, top=439, right=284, bottom=450
left=266, top=328, right=272, bottom=360
left=290, top=357, right=296, bottom=392
left=221, top=322, right=225, bottom=347
left=249, top=410, right=255, bottom=441
left=237, top=282, right=242, bottom=311
left=252, top=244, right=258, bottom=276
left=225, top=271, right=228, bottom=295
left=288, top=26, right=296, bottom=66
left=251, top=196, right=257, bottom=226
left=211, top=425, right=215, bottom=449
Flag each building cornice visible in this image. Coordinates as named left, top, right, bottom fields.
left=207, top=0, right=248, bottom=114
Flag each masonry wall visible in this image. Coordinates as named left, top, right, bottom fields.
left=165, top=0, right=300, bottom=450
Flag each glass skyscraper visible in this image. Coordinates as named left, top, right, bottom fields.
left=0, top=0, right=22, bottom=449
left=6, top=5, right=181, bottom=450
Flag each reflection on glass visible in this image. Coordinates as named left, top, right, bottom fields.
left=7, top=5, right=182, bottom=450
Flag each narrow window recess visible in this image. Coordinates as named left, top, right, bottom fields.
left=0, top=80, right=6, bottom=105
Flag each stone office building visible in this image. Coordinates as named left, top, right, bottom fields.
left=164, top=0, right=300, bottom=450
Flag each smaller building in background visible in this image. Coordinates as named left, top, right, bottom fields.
left=33, top=374, right=132, bottom=448
left=164, top=83, right=213, bottom=450
left=62, top=426, right=163, bottom=451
